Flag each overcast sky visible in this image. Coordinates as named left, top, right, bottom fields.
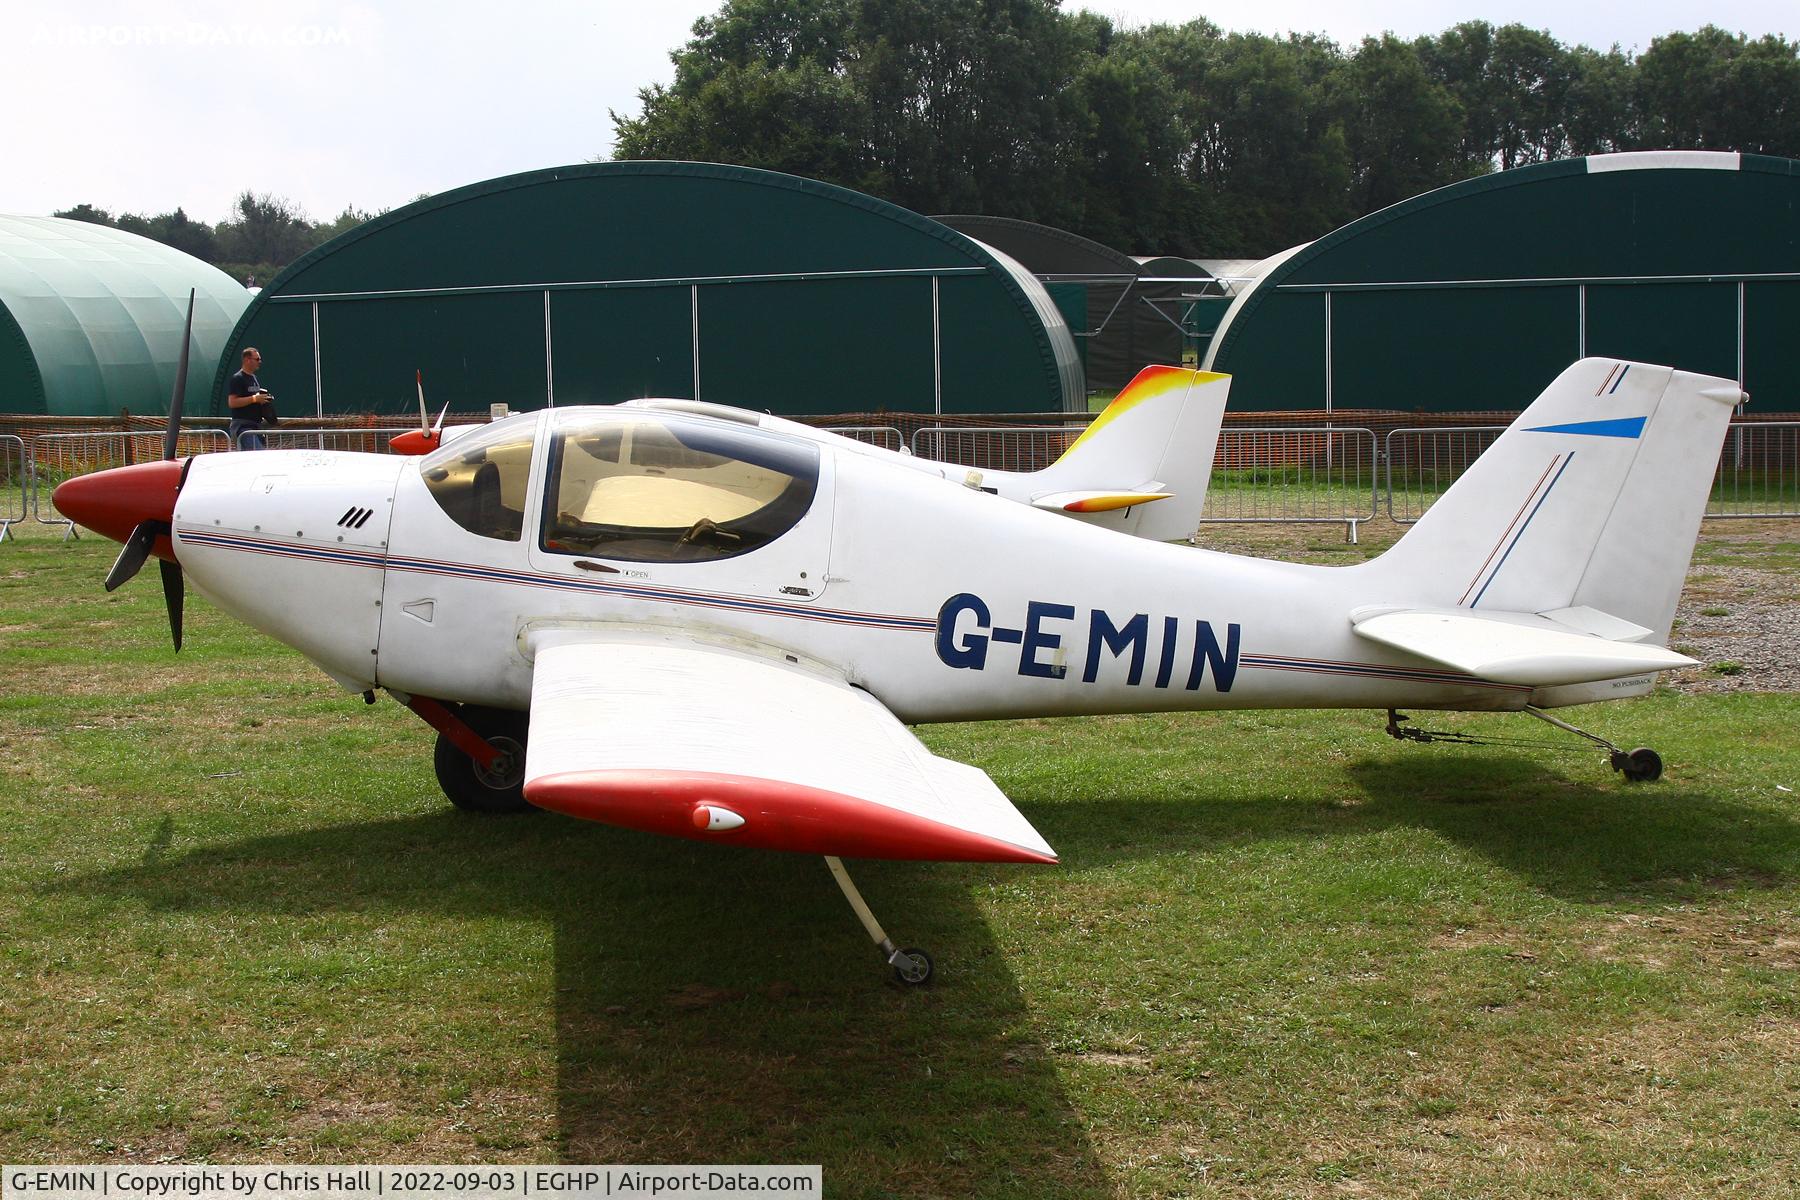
left=2, top=0, right=1792, bottom=224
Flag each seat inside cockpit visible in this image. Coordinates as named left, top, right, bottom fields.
left=421, top=422, right=536, bottom=541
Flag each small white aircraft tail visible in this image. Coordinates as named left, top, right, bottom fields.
left=1359, top=358, right=1742, bottom=700
left=1031, top=366, right=1231, bottom=542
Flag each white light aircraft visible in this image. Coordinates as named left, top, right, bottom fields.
left=56, top=325, right=1742, bottom=983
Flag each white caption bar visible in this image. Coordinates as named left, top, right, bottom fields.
left=3, top=1168, right=821, bottom=1200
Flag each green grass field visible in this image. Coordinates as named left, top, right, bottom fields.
left=4, top=535, right=1800, bottom=1197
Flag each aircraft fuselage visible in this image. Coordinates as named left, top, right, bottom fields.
left=167, top=408, right=1532, bottom=725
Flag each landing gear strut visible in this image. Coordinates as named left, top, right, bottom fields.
left=1523, top=706, right=1663, bottom=782
left=1386, top=706, right=1664, bottom=783
left=394, top=691, right=534, bottom=813
left=824, top=856, right=933, bottom=986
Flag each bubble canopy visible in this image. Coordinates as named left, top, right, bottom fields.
left=421, top=409, right=821, bottom=562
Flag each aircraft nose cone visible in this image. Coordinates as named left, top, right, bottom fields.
left=53, top=459, right=185, bottom=548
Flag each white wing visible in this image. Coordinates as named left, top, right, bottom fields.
left=521, top=630, right=1056, bottom=863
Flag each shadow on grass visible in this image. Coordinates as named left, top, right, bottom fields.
left=1020, top=752, right=1800, bottom=903
left=1346, top=753, right=1800, bottom=901
left=69, top=811, right=1108, bottom=1196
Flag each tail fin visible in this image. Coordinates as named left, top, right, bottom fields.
left=1032, top=366, right=1230, bottom=542
left=1371, top=358, right=1741, bottom=644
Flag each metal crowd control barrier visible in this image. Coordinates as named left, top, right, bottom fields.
left=32, top=429, right=232, bottom=477
left=246, top=427, right=414, bottom=452
left=1710, top=421, right=1800, bottom=518
left=822, top=425, right=906, bottom=452
left=1386, top=422, right=1800, bottom=523
left=910, top=425, right=1083, bottom=473
left=1200, top=426, right=1380, bottom=541
left=27, top=460, right=76, bottom=540
left=0, top=435, right=25, bottom=541
left=1383, top=426, right=1505, bottom=524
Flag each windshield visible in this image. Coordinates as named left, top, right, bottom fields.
left=420, top=418, right=538, bottom=541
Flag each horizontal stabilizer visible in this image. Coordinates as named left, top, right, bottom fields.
left=1031, top=488, right=1172, bottom=513
left=1350, top=606, right=1696, bottom=687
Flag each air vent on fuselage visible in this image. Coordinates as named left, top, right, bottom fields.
left=337, top=506, right=376, bottom=529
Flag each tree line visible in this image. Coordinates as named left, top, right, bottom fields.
left=54, top=193, right=380, bottom=288
left=611, top=3, right=1800, bottom=258
left=51, top=7, right=1800, bottom=274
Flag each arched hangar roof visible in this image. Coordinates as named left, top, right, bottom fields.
left=1204, top=151, right=1800, bottom=412
left=218, top=162, right=1084, bottom=417
left=934, top=214, right=1193, bottom=392
left=1132, top=255, right=1211, bottom=279
left=0, top=216, right=250, bottom=417
left=935, top=215, right=1140, bottom=279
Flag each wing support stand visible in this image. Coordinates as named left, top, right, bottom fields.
left=823, top=856, right=934, bottom=986
left=1522, top=705, right=1662, bottom=782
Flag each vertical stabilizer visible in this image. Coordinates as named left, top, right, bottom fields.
left=1032, top=366, right=1230, bottom=541
left=1367, top=359, right=1740, bottom=645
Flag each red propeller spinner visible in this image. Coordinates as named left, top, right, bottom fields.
left=52, top=459, right=184, bottom=560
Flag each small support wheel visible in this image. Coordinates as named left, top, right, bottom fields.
left=891, top=947, right=934, bottom=986
left=433, top=705, right=533, bottom=813
left=1611, top=747, right=1664, bottom=783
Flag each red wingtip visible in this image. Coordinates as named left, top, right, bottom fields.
left=528, top=770, right=1057, bottom=864
left=51, top=459, right=184, bottom=555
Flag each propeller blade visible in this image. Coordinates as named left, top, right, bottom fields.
left=164, top=289, right=196, bottom=462
left=417, top=369, right=429, bottom=433
left=432, top=398, right=450, bottom=435
left=104, top=521, right=160, bottom=591
left=159, top=559, right=185, bottom=652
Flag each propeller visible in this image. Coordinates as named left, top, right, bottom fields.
left=160, top=560, right=185, bottom=652
left=105, top=521, right=160, bottom=592
left=103, top=288, right=195, bottom=649
left=389, top=372, right=451, bottom=454
left=421, top=369, right=451, bottom=440
left=164, top=289, right=192, bottom=463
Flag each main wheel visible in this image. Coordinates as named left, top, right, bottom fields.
left=433, top=705, right=532, bottom=813
left=891, top=948, right=934, bottom=986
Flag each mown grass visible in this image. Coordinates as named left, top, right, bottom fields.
left=3, top=534, right=1800, bottom=1197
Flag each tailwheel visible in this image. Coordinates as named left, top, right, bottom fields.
left=1524, top=706, right=1665, bottom=784
left=431, top=704, right=532, bottom=813
left=1611, top=747, right=1664, bottom=783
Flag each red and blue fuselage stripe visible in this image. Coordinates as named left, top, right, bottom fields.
left=178, top=527, right=1518, bottom=690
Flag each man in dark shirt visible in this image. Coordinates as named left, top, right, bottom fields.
left=226, top=347, right=275, bottom=449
